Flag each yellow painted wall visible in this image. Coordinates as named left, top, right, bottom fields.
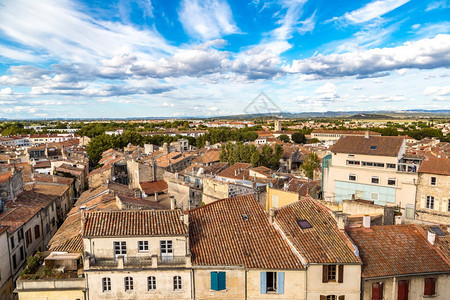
left=265, top=187, right=298, bottom=211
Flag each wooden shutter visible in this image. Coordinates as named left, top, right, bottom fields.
left=277, top=272, right=284, bottom=294
left=34, top=225, right=40, bottom=239
left=338, top=265, right=344, bottom=283
left=210, top=272, right=218, bottom=291
left=398, top=280, right=409, bottom=300
left=322, top=265, right=328, bottom=283
left=218, top=272, right=226, bottom=291
left=338, top=296, right=345, bottom=300
left=320, top=296, right=326, bottom=300
left=424, top=278, right=435, bottom=296
left=260, top=272, right=266, bottom=294
left=25, top=230, right=29, bottom=247
left=372, top=283, right=380, bottom=300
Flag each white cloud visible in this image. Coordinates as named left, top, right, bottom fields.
left=424, top=85, right=450, bottom=101
left=315, top=82, right=339, bottom=100
left=344, top=0, right=409, bottom=24
left=0, top=87, right=14, bottom=95
left=178, top=0, right=239, bottom=40
left=287, top=34, right=450, bottom=78
left=426, top=1, right=450, bottom=11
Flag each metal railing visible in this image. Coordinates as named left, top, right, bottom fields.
left=157, top=256, right=186, bottom=265
left=91, top=256, right=152, bottom=268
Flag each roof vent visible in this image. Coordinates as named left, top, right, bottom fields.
left=242, top=214, right=248, bottom=221
left=370, top=145, right=377, bottom=150
left=363, top=215, right=371, bottom=228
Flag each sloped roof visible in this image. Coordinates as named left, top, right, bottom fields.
left=274, top=198, right=361, bottom=264
left=83, top=210, right=187, bottom=237
left=331, top=135, right=404, bottom=157
left=140, top=180, right=168, bottom=195
left=189, top=194, right=304, bottom=269
left=418, top=156, right=450, bottom=176
left=347, top=224, right=450, bottom=278
left=217, top=163, right=252, bottom=180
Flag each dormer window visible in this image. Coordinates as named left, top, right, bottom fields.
left=370, top=146, right=377, bottom=150
left=297, top=219, right=312, bottom=229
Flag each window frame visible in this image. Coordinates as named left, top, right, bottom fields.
left=102, top=277, right=111, bottom=292
left=124, top=276, right=134, bottom=291
left=426, top=196, right=435, bottom=210
left=348, top=174, right=357, bottom=181
left=371, top=176, right=379, bottom=184
left=266, top=271, right=277, bottom=293
left=327, top=265, right=337, bottom=282
left=138, top=241, right=149, bottom=252
left=430, top=177, right=436, bottom=186
left=387, top=178, right=397, bottom=186
left=147, top=276, right=156, bottom=291
left=424, top=278, right=436, bottom=296
left=173, top=275, right=182, bottom=291
left=114, top=241, right=127, bottom=258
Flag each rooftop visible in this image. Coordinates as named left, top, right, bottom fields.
left=418, top=156, right=450, bottom=176
left=331, top=135, right=404, bottom=157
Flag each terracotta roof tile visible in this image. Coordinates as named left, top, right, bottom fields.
left=189, top=195, right=304, bottom=269
left=418, top=156, right=450, bottom=176
left=331, top=135, right=404, bottom=157
left=140, top=180, right=168, bottom=194
left=83, top=210, right=187, bottom=237
left=217, top=163, right=252, bottom=180
left=347, top=224, right=450, bottom=278
left=275, top=198, right=360, bottom=264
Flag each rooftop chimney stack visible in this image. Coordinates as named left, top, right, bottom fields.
left=269, top=209, right=276, bottom=224
left=170, top=195, right=176, bottom=210
left=428, top=231, right=436, bottom=245
left=365, top=131, right=370, bottom=139
left=363, top=215, right=371, bottom=228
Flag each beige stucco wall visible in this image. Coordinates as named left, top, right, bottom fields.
left=83, top=236, right=188, bottom=258
left=324, top=152, right=418, bottom=212
left=18, top=290, right=85, bottom=300
left=265, top=187, right=298, bottom=211
left=307, top=264, right=361, bottom=300
left=416, top=173, right=450, bottom=224
left=202, top=178, right=229, bottom=204
left=193, top=268, right=246, bottom=299
left=363, top=274, right=450, bottom=300
left=87, top=269, right=191, bottom=299
left=247, top=270, right=305, bottom=299
left=16, top=278, right=86, bottom=300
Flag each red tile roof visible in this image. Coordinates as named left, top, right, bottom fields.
left=312, top=129, right=381, bottom=135
left=274, top=198, right=361, bottom=264
left=217, top=163, right=252, bottom=180
left=0, top=172, right=12, bottom=183
left=331, top=136, right=404, bottom=157
left=418, top=156, right=450, bottom=176
left=189, top=194, right=304, bottom=269
left=83, top=210, right=187, bottom=237
left=347, top=224, right=450, bottom=278
left=140, top=180, right=168, bottom=195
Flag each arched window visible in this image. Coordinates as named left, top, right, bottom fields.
left=102, top=277, right=111, bottom=292
left=124, top=276, right=134, bottom=291
left=173, top=276, right=182, bottom=290
left=148, top=276, right=156, bottom=290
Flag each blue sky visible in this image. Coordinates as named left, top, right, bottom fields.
left=0, top=0, right=450, bottom=119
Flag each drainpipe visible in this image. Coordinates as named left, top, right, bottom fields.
left=392, top=276, right=397, bottom=300
left=413, top=177, right=419, bottom=220
left=191, top=268, right=195, bottom=300
left=305, top=265, right=308, bottom=300
left=245, top=269, right=248, bottom=300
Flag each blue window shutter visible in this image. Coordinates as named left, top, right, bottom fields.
left=211, top=272, right=218, bottom=291
left=260, top=272, right=266, bottom=294
left=218, top=272, right=226, bottom=290
left=277, top=272, right=285, bottom=294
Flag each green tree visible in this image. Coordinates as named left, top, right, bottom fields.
left=278, top=134, right=291, bottom=143
left=300, top=153, right=321, bottom=179
left=292, top=132, right=305, bottom=144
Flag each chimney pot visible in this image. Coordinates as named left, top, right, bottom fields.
left=269, top=209, right=276, bottom=224
left=364, top=131, right=370, bottom=139
left=363, top=215, right=371, bottom=228
left=170, top=196, right=176, bottom=210
left=428, top=231, right=436, bottom=245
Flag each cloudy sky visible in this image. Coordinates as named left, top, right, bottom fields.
left=0, top=0, right=449, bottom=119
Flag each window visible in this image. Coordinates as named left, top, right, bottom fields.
left=320, top=295, right=345, bottom=300
left=25, top=229, right=32, bottom=247
left=12, top=254, right=17, bottom=269
left=18, top=228, right=24, bottom=241
left=147, top=276, right=156, bottom=290
left=387, top=178, right=396, bottom=186
left=102, top=277, right=111, bottom=292
left=349, top=174, right=357, bottom=181
left=124, top=277, right=133, bottom=291
left=362, top=161, right=384, bottom=168
left=10, top=236, right=15, bottom=249
left=20, top=246, right=24, bottom=261
left=51, top=203, right=54, bottom=211
left=371, top=193, right=379, bottom=201
left=138, top=241, right=149, bottom=252
left=114, top=241, right=127, bottom=257
left=266, top=272, right=277, bottom=292
left=211, top=271, right=226, bottom=291
left=387, top=163, right=396, bottom=169
left=160, top=240, right=173, bottom=259
left=51, top=217, right=55, bottom=227
left=448, top=200, right=450, bottom=212
left=46, top=223, right=50, bottom=234
left=346, top=160, right=360, bottom=165
left=323, top=265, right=344, bottom=283
left=297, top=219, right=313, bottom=229
left=424, top=278, right=436, bottom=296
left=34, top=225, right=40, bottom=239
left=431, top=177, right=436, bottom=186
left=426, top=196, right=435, bottom=210
left=173, top=276, right=182, bottom=291
left=372, top=282, right=383, bottom=300
left=371, top=176, right=379, bottom=184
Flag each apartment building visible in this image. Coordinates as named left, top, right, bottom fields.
left=322, top=134, right=421, bottom=218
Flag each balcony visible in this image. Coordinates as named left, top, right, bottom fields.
left=89, top=256, right=152, bottom=269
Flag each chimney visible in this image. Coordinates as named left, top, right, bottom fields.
left=364, top=131, right=370, bottom=139
left=269, top=209, right=276, bottom=224
left=154, top=192, right=158, bottom=202
left=80, top=205, right=86, bottom=229
left=235, top=169, right=238, bottom=176
left=395, top=215, right=402, bottom=225
left=163, top=143, right=169, bottom=155
left=183, top=214, right=189, bottom=226
left=170, top=195, right=176, bottom=210
left=335, top=212, right=348, bottom=230
left=428, top=231, right=436, bottom=245
left=363, top=215, right=371, bottom=228
left=152, top=159, right=157, bottom=181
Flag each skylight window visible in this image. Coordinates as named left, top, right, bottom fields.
left=297, top=219, right=312, bottom=229
left=370, top=145, right=377, bottom=150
